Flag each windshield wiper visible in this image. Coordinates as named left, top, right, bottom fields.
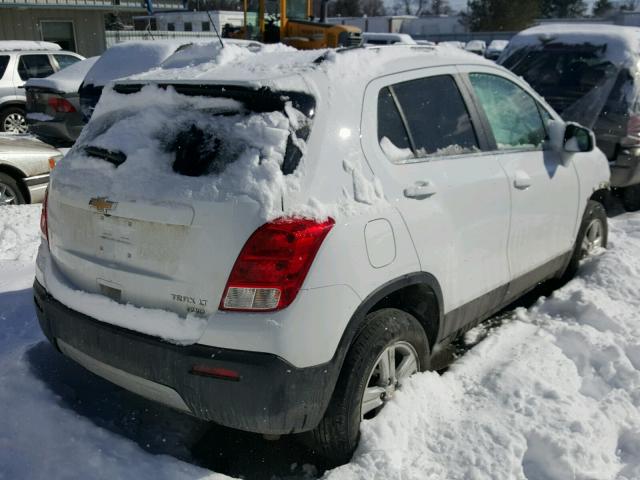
left=85, top=146, right=127, bottom=167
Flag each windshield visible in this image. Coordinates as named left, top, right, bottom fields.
left=501, top=43, right=618, bottom=115
left=286, top=0, right=308, bottom=20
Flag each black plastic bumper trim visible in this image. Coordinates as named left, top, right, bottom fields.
left=33, top=279, right=340, bottom=435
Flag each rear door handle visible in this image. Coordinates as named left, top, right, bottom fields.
left=513, top=171, right=532, bottom=190
left=404, top=181, right=437, bottom=199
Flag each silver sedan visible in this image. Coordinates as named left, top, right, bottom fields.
left=0, top=134, right=62, bottom=205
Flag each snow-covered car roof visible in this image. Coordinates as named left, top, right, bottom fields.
left=82, top=40, right=194, bottom=88
left=26, top=56, right=99, bottom=94
left=0, top=40, right=62, bottom=52
left=118, top=43, right=493, bottom=93
left=502, top=24, right=640, bottom=66
left=82, top=39, right=264, bottom=89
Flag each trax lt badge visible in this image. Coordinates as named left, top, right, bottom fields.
left=89, top=197, right=117, bottom=214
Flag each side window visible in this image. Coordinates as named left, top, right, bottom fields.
left=469, top=73, right=546, bottom=150
left=377, top=75, right=479, bottom=163
left=377, top=87, right=413, bottom=162
left=53, top=54, right=80, bottom=71
left=0, top=56, right=9, bottom=79
left=18, top=55, right=54, bottom=80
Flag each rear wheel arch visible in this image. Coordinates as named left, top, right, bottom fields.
left=334, top=272, right=444, bottom=371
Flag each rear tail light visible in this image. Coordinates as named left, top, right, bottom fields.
left=48, top=156, right=57, bottom=170
left=48, top=97, right=76, bottom=113
left=40, top=188, right=49, bottom=244
left=220, top=217, right=335, bottom=312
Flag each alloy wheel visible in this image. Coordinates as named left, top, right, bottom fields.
left=3, top=112, right=27, bottom=134
left=361, top=341, right=419, bottom=419
left=0, top=182, right=18, bottom=205
left=581, top=218, right=604, bottom=258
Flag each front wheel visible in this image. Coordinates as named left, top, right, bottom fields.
left=306, top=308, right=429, bottom=466
left=559, top=200, right=607, bottom=282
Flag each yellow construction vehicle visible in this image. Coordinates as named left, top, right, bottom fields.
left=224, top=0, right=361, bottom=49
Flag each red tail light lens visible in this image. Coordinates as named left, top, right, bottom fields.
left=48, top=97, right=76, bottom=113
left=40, top=188, right=49, bottom=244
left=220, top=217, right=335, bottom=312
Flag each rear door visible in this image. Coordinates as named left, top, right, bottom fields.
left=361, top=67, right=512, bottom=336
left=461, top=67, right=580, bottom=292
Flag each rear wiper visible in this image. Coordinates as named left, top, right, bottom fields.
left=85, top=146, right=127, bottom=167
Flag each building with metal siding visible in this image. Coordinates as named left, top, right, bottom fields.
left=0, top=0, right=185, bottom=56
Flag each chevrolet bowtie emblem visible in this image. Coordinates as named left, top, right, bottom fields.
left=88, top=197, right=117, bottom=214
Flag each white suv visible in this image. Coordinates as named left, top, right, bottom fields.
left=0, top=41, right=84, bottom=133
left=33, top=45, right=610, bottom=464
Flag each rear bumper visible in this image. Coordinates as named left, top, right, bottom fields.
left=27, top=117, right=81, bottom=145
left=610, top=150, right=640, bottom=188
left=33, top=279, right=339, bottom=435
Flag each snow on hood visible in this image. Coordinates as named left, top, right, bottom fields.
left=26, top=56, right=98, bottom=93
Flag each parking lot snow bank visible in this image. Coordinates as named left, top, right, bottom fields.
left=329, top=213, right=640, bottom=480
left=3, top=206, right=640, bottom=479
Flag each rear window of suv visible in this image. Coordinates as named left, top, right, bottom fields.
left=80, top=84, right=315, bottom=177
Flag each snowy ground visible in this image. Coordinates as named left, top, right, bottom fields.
left=1, top=205, right=639, bottom=479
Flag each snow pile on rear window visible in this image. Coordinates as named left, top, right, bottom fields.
left=26, top=56, right=98, bottom=93
left=55, top=84, right=302, bottom=219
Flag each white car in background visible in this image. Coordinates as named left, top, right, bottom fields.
left=0, top=41, right=84, bottom=133
left=485, top=39, right=509, bottom=60
left=465, top=39, right=487, bottom=55
left=0, top=134, right=61, bottom=204
left=34, top=44, right=610, bottom=466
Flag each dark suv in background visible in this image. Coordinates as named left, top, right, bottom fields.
left=500, top=24, right=640, bottom=210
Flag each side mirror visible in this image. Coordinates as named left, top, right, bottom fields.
left=547, top=120, right=594, bottom=153
left=563, top=123, right=594, bottom=153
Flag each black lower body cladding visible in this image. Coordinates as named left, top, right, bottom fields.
left=33, top=280, right=339, bottom=435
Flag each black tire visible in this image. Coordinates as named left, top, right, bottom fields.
left=306, top=308, right=429, bottom=466
left=0, top=173, right=26, bottom=205
left=0, top=106, right=27, bottom=134
left=621, top=184, right=640, bottom=212
left=559, top=200, right=607, bottom=282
